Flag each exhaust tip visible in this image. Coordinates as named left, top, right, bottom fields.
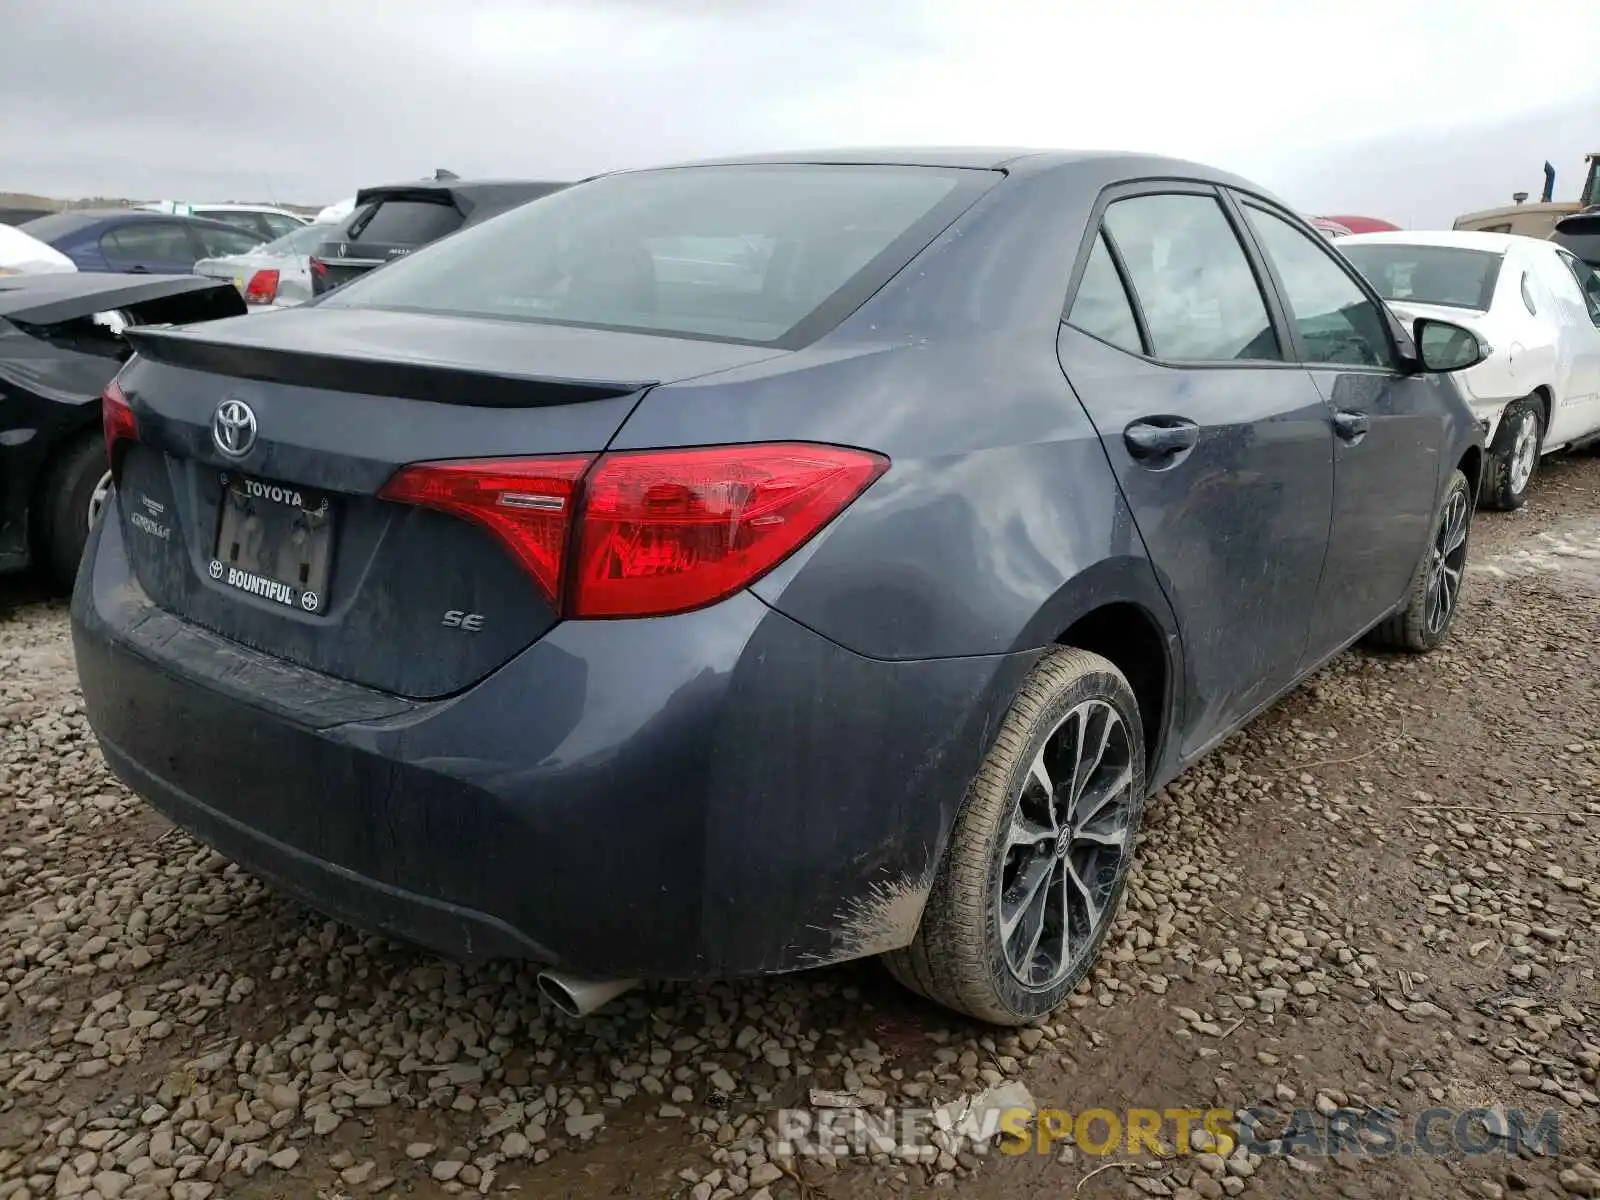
left=536, top=971, right=638, bottom=1019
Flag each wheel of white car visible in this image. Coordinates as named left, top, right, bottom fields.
left=1483, top=397, right=1543, bottom=511
left=883, top=647, right=1147, bottom=1025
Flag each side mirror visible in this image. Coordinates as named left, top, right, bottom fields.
left=1413, top=317, right=1490, bottom=373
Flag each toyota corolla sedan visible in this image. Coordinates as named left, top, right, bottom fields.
left=73, top=149, right=1488, bottom=1025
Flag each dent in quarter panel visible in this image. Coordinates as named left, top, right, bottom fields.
left=624, top=334, right=1139, bottom=661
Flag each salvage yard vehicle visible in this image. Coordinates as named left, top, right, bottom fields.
left=308, top=177, right=568, bottom=296
left=1340, top=230, right=1600, bottom=509
left=194, top=219, right=345, bottom=310
left=73, top=149, right=1488, bottom=1026
left=19, top=209, right=267, bottom=275
left=0, top=273, right=246, bottom=587
left=139, top=201, right=310, bottom=242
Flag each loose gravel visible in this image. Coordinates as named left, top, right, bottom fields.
left=2, top=455, right=1598, bottom=1200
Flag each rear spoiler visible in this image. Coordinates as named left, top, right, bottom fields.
left=123, top=325, right=653, bottom=409
left=0, top=274, right=244, bottom=326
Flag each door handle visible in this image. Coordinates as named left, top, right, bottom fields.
left=1124, top=418, right=1200, bottom=460
left=125, top=265, right=149, bottom=274
left=1332, top=410, right=1369, bottom=442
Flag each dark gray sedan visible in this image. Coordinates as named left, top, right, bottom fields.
left=71, top=148, right=1486, bottom=1025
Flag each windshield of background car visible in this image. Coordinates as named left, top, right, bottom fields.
left=1339, top=243, right=1505, bottom=311
left=323, top=164, right=991, bottom=345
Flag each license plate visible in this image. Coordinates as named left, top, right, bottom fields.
left=209, top=473, right=335, bottom=614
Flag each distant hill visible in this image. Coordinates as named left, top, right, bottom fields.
left=0, top=191, right=323, bottom=226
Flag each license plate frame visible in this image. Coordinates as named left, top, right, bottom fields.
left=208, top=471, right=335, bottom=615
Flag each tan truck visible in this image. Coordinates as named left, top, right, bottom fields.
left=1454, top=154, right=1600, bottom=237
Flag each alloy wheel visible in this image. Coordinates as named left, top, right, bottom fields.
left=1509, top=413, right=1538, bottom=495
left=87, top=470, right=113, bottom=531
left=1424, top=486, right=1469, bottom=635
left=996, top=698, right=1135, bottom=990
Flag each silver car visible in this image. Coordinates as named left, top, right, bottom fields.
left=192, top=221, right=335, bottom=309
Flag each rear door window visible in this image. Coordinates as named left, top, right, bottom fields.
left=1102, top=192, right=1281, bottom=362
left=101, top=221, right=196, bottom=268
left=350, top=200, right=464, bottom=244
left=261, top=213, right=306, bottom=239
left=1067, top=233, right=1144, bottom=354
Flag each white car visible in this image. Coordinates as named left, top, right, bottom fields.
left=0, top=223, right=76, bottom=275
left=1340, top=230, right=1600, bottom=509
left=138, top=201, right=309, bottom=242
left=192, top=220, right=333, bottom=310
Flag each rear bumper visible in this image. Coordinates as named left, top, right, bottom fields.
left=72, top=498, right=1034, bottom=979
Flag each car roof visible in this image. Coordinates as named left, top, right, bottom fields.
left=43, top=208, right=260, bottom=229
left=591, top=147, right=1277, bottom=196
left=1335, top=229, right=1541, bottom=254
left=189, top=203, right=304, bottom=216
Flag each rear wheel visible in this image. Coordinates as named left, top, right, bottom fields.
left=1483, top=397, right=1542, bottom=511
left=36, top=434, right=109, bottom=591
left=1365, top=468, right=1472, bottom=653
left=883, top=648, right=1146, bottom=1025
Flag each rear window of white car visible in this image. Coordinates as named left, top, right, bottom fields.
left=1340, top=244, right=1504, bottom=311
left=322, top=164, right=994, bottom=347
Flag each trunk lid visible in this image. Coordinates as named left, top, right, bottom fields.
left=113, top=308, right=786, bottom=699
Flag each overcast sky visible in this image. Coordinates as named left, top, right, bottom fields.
left=3, top=0, right=1598, bottom=227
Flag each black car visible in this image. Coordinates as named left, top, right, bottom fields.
left=309, top=177, right=568, bottom=295
left=74, top=149, right=1488, bottom=1025
left=18, top=209, right=269, bottom=274
left=0, top=273, right=245, bottom=586
left=1551, top=207, right=1600, bottom=269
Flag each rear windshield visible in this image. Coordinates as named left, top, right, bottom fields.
left=348, top=199, right=464, bottom=245
left=1340, top=243, right=1504, bottom=311
left=259, top=221, right=338, bottom=257
left=323, top=164, right=990, bottom=346
left=18, top=212, right=97, bottom=242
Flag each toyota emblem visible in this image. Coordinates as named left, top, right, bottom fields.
left=212, top=398, right=257, bottom=459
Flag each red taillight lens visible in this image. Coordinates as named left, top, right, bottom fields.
left=570, top=444, right=887, bottom=617
left=378, top=456, right=591, bottom=606
left=244, top=268, right=280, bottom=305
left=101, top=379, right=138, bottom=467
left=379, top=443, right=888, bottom=618
left=310, top=259, right=328, bottom=278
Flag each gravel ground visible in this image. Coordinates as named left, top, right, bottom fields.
left=2, top=455, right=1598, bottom=1200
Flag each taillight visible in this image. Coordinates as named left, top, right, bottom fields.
left=101, top=379, right=138, bottom=467
left=244, top=268, right=280, bottom=305
left=379, top=456, right=590, bottom=605
left=379, top=443, right=888, bottom=618
left=571, top=444, right=887, bottom=617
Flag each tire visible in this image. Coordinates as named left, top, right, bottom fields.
left=883, top=647, right=1147, bottom=1025
left=1482, top=397, right=1542, bottom=511
left=1365, top=468, right=1473, bottom=654
left=36, top=434, right=111, bottom=592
